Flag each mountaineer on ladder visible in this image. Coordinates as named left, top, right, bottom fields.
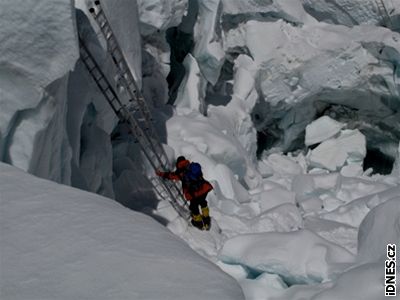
left=156, top=156, right=213, bottom=230
left=84, top=0, right=192, bottom=220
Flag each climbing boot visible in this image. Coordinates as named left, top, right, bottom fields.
left=191, top=214, right=204, bottom=230
left=201, top=207, right=211, bottom=230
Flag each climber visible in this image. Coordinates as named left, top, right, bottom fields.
left=156, top=156, right=213, bottom=230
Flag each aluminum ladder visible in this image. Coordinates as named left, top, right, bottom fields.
left=375, top=0, right=394, bottom=28
left=79, top=38, right=190, bottom=219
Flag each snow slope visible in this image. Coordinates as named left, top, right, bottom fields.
left=0, top=162, right=244, bottom=300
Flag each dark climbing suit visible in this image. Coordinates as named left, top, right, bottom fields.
left=156, top=159, right=213, bottom=229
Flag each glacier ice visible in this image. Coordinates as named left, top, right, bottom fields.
left=0, top=0, right=78, bottom=183
left=305, top=116, right=345, bottom=146
left=192, top=0, right=225, bottom=85
left=174, top=54, right=207, bottom=113
left=308, top=129, right=367, bottom=171
left=137, top=0, right=188, bottom=36
left=224, top=17, right=400, bottom=154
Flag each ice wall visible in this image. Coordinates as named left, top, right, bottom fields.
left=0, top=0, right=144, bottom=198
left=0, top=0, right=79, bottom=183
left=226, top=20, right=400, bottom=152
left=166, top=0, right=400, bottom=167
left=137, top=0, right=188, bottom=36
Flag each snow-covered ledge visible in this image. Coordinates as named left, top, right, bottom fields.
left=0, top=162, right=244, bottom=300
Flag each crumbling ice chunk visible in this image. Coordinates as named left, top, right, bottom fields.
left=309, top=129, right=366, bottom=171
left=193, top=0, right=225, bottom=85
left=174, top=54, right=206, bottom=113
left=305, top=116, right=345, bottom=146
left=137, top=0, right=188, bottom=35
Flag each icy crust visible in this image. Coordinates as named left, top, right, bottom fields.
left=0, top=0, right=79, bottom=174
left=220, top=230, right=355, bottom=285
left=0, top=163, right=244, bottom=300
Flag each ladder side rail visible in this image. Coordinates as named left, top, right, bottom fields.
left=150, top=177, right=190, bottom=219
left=376, top=0, right=393, bottom=27
left=88, top=3, right=172, bottom=168
left=80, top=39, right=188, bottom=217
left=79, top=40, right=124, bottom=116
left=111, top=106, right=189, bottom=216
left=124, top=113, right=189, bottom=216
left=379, top=0, right=391, bottom=17
left=98, top=22, right=168, bottom=163
left=89, top=5, right=157, bottom=141
left=137, top=136, right=186, bottom=201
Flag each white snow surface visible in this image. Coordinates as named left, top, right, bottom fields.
left=357, top=198, right=400, bottom=264
left=220, top=230, right=355, bottom=284
left=310, top=262, right=390, bottom=300
left=0, top=162, right=244, bottom=300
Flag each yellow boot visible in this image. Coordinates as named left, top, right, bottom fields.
left=191, top=214, right=204, bottom=230
left=201, top=207, right=211, bottom=230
